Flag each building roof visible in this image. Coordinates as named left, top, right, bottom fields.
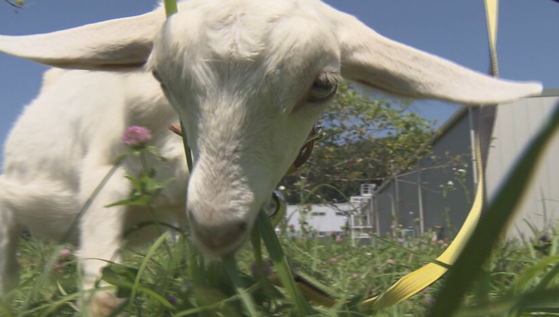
left=432, top=89, right=559, bottom=145
left=374, top=89, right=559, bottom=194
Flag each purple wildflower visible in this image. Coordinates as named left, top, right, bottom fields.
left=335, top=236, right=343, bottom=243
left=121, top=126, right=152, bottom=146
left=59, top=247, right=72, bottom=259
left=330, top=257, right=338, bottom=265
left=386, top=259, right=395, bottom=265
left=166, top=295, right=178, bottom=307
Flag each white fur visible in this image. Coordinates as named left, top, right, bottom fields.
left=0, top=0, right=542, bottom=315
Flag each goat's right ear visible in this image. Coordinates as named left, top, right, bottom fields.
left=335, top=13, right=542, bottom=105
left=0, top=11, right=163, bottom=69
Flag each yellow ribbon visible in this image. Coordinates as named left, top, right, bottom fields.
left=276, top=139, right=485, bottom=310
left=287, top=2, right=501, bottom=309
left=364, top=138, right=484, bottom=309
left=485, top=0, right=499, bottom=77
left=363, top=1, right=500, bottom=308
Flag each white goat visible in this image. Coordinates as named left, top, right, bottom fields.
left=0, top=0, right=542, bottom=315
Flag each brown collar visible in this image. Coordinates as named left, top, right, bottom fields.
left=168, top=123, right=324, bottom=175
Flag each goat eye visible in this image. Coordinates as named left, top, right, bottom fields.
left=308, top=79, right=337, bottom=103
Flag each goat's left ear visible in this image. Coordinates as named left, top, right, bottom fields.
left=0, top=11, right=163, bottom=69
left=336, top=14, right=542, bottom=104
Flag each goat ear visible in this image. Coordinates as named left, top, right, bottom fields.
left=0, top=11, right=163, bottom=69
left=337, top=15, right=542, bottom=104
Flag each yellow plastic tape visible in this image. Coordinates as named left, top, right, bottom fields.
left=363, top=2, right=500, bottom=308
left=364, top=138, right=484, bottom=309
left=289, top=138, right=485, bottom=310
left=292, top=2, right=501, bottom=309
left=485, top=0, right=500, bottom=76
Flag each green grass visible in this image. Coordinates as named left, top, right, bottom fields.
left=3, top=102, right=558, bottom=316
left=2, top=224, right=558, bottom=317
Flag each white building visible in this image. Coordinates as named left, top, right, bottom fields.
left=285, top=204, right=351, bottom=237
left=371, top=90, right=559, bottom=238
left=285, top=184, right=376, bottom=245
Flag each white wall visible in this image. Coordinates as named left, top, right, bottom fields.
left=486, top=93, right=559, bottom=237
left=286, top=204, right=351, bottom=235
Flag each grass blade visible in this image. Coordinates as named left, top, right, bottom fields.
left=428, top=101, right=559, bottom=317
left=508, top=254, right=559, bottom=294
left=129, top=231, right=172, bottom=309
left=163, top=0, right=178, bottom=17
left=534, top=261, right=559, bottom=293
left=222, top=255, right=260, bottom=316
left=256, top=210, right=313, bottom=316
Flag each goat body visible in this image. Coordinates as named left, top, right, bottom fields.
left=0, top=68, right=188, bottom=313
left=0, top=0, right=542, bottom=315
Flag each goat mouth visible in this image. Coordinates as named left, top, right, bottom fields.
left=188, top=199, right=275, bottom=257
left=191, top=223, right=249, bottom=256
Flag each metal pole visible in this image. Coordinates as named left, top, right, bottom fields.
left=416, top=162, right=425, bottom=234
left=468, top=107, right=479, bottom=185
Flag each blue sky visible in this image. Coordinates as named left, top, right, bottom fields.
left=1, top=0, right=558, bottom=169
